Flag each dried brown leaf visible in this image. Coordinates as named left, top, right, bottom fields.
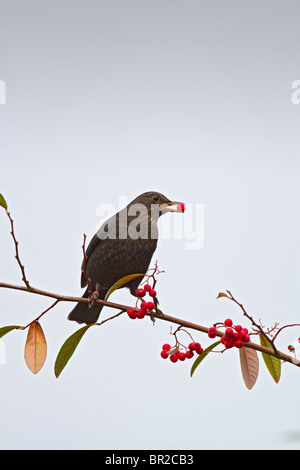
left=239, top=345, right=259, bottom=390
left=216, top=292, right=229, bottom=299
left=24, top=321, right=47, bottom=374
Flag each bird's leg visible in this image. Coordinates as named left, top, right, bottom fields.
left=88, top=291, right=99, bottom=308
left=153, top=306, right=164, bottom=317
left=88, top=284, right=100, bottom=309
left=148, top=296, right=164, bottom=325
left=152, top=294, right=164, bottom=316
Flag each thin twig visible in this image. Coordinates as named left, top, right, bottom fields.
left=226, top=290, right=280, bottom=355
left=96, top=310, right=126, bottom=326
left=5, top=209, right=31, bottom=290
left=81, top=233, right=93, bottom=296
left=19, top=299, right=60, bottom=330
left=272, top=323, right=300, bottom=343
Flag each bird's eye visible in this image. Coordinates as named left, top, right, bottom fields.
left=152, top=195, right=160, bottom=202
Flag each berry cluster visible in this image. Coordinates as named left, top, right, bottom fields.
left=208, top=318, right=250, bottom=349
left=127, top=284, right=157, bottom=320
left=160, top=342, right=203, bottom=363
left=136, top=284, right=157, bottom=298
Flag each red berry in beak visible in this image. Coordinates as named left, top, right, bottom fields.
left=176, top=203, right=185, bottom=213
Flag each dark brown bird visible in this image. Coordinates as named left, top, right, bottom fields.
left=68, top=191, right=185, bottom=324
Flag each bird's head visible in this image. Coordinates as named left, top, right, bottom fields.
left=131, top=191, right=185, bottom=215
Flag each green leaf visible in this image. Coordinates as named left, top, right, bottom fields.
left=104, top=273, right=145, bottom=301
left=0, top=325, right=20, bottom=338
left=239, top=346, right=259, bottom=390
left=190, top=340, right=221, bottom=377
left=0, top=193, right=7, bottom=210
left=54, top=325, right=92, bottom=378
left=259, top=334, right=281, bottom=383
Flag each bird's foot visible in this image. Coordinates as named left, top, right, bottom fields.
left=148, top=307, right=164, bottom=325
left=154, top=307, right=164, bottom=317
left=88, top=290, right=99, bottom=309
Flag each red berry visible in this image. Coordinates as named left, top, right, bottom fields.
left=196, top=347, right=203, bottom=355
left=149, top=289, right=157, bottom=297
left=162, top=343, right=171, bottom=351
left=225, top=327, right=234, bottom=336
left=136, top=310, right=145, bottom=319
left=127, top=308, right=136, bottom=319
left=140, top=301, right=148, bottom=310
left=244, top=334, right=250, bottom=343
left=237, top=330, right=246, bottom=341
left=128, top=312, right=137, bottom=319
left=160, top=350, right=169, bottom=359
left=225, top=340, right=234, bottom=349
left=188, top=342, right=197, bottom=350
left=177, top=351, right=186, bottom=361
left=144, top=284, right=151, bottom=292
left=185, top=350, right=194, bottom=359
left=235, top=339, right=244, bottom=348
left=224, top=318, right=233, bottom=327
left=242, top=328, right=249, bottom=335
left=170, top=354, right=178, bottom=363
left=136, top=288, right=146, bottom=297
left=233, top=332, right=239, bottom=340
left=208, top=327, right=217, bottom=338
left=234, top=325, right=242, bottom=332
left=221, top=335, right=226, bottom=344
left=146, top=301, right=155, bottom=310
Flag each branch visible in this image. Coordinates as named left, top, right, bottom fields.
left=0, top=280, right=299, bottom=368
left=0, top=281, right=129, bottom=311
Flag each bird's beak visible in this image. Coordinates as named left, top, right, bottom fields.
left=160, top=201, right=186, bottom=213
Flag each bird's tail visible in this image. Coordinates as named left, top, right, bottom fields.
left=67, top=288, right=106, bottom=324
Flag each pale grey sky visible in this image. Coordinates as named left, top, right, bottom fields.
left=0, top=0, right=300, bottom=450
